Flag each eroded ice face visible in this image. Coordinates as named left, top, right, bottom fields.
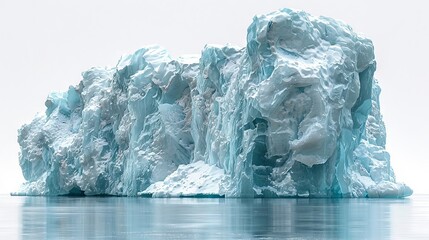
left=16, top=8, right=411, bottom=198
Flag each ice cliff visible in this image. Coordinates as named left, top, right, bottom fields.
left=16, top=8, right=412, bottom=198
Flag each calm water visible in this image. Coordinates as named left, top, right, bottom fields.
left=1, top=195, right=428, bottom=239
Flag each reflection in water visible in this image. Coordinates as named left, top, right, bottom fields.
left=15, top=196, right=426, bottom=239
left=223, top=198, right=391, bottom=239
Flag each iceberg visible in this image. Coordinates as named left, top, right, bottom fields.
left=16, top=8, right=412, bottom=198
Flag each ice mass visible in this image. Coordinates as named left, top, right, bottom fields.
left=16, top=8, right=412, bottom=198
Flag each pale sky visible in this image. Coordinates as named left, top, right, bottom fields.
left=0, top=0, right=427, bottom=194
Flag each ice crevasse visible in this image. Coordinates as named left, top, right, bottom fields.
left=16, top=8, right=412, bottom=198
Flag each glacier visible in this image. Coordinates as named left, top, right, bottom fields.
left=16, top=8, right=412, bottom=198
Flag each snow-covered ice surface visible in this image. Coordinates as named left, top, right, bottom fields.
left=15, top=8, right=412, bottom=198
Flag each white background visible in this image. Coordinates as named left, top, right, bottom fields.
left=0, top=0, right=427, bottom=194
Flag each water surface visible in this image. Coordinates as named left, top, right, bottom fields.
left=1, top=195, right=428, bottom=239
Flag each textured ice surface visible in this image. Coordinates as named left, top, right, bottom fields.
left=16, top=8, right=412, bottom=198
